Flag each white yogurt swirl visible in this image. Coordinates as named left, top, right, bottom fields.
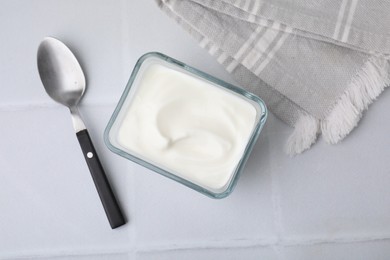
left=117, top=63, right=257, bottom=192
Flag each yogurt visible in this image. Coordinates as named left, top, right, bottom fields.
left=115, top=61, right=258, bottom=192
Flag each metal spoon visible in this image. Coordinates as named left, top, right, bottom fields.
left=37, top=37, right=125, bottom=229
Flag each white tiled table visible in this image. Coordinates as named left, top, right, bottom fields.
left=1, top=1, right=390, bottom=259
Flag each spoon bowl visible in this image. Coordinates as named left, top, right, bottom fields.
left=37, top=37, right=85, bottom=108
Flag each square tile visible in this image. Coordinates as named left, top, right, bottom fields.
left=0, top=0, right=126, bottom=105
left=0, top=106, right=133, bottom=256
left=273, top=90, right=390, bottom=239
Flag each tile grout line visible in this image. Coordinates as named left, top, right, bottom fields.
left=119, top=0, right=137, bottom=250
left=3, top=235, right=390, bottom=259
left=0, top=248, right=132, bottom=260
left=0, top=101, right=118, bottom=112
left=0, top=102, right=59, bottom=111
left=269, top=152, right=285, bottom=258
left=135, top=235, right=390, bottom=253
left=120, top=0, right=131, bottom=84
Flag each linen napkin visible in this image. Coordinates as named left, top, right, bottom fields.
left=155, top=0, right=390, bottom=155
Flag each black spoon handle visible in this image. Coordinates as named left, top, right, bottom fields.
left=76, top=129, right=125, bottom=229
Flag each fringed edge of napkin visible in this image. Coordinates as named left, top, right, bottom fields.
left=286, top=114, right=320, bottom=155
left=287, top=57, right=390, bottom=155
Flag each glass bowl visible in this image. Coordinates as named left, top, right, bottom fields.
left=104, top=52, right=267, bottom=198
